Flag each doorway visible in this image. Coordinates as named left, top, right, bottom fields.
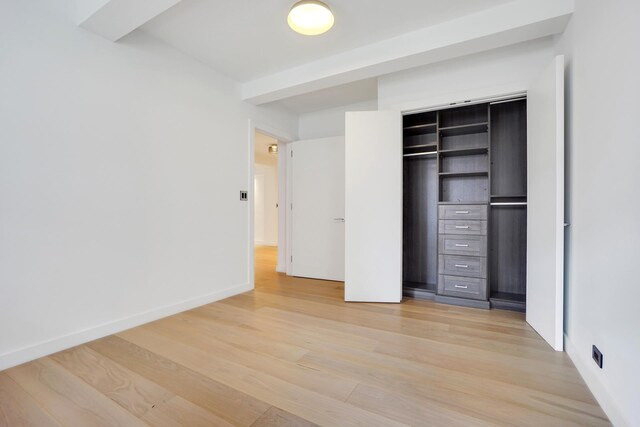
left=253, top=131, right=280, bottom=277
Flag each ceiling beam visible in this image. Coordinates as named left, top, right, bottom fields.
left=77, top=0, right=182, bottom=42
left=241, top=0, right=574, bottom=105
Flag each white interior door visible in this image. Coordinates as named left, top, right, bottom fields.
left=290, top=137, right=345, bottom=281
left=526, top=55, right=565, bottom=351
left=345, top=111, right=402, bottom=302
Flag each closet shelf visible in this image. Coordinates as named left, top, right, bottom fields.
left=438, top=201, right=489, bottom=205
left=404, top=151, right=437, bottom=158
left=439, top=147, right=488, bottom=157
left=403, top=143, right=437, bottom=150
left=490, top=202, right=527, bottom=206
left=404, top=123, right=437, bottom=136
left=403, top=281, right=436, bottom=292
left=439, top=122, right=488, bottom=137
left=439, top=171, right=488, bottom=178
left=490, top=291, right=526, bottom=303
left=404, top=123, right=437, bottom=130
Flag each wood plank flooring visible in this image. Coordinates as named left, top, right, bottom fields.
left=1, top=246, right=609, bottom=426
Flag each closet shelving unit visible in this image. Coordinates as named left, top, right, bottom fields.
left=402, top=99, right=528, bottom=311
left=487, top=98, right=528, bottom=310
left=402, top=111, right=438, bottom=296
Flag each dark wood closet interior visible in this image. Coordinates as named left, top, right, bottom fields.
left=402, top=98, right=528, bottom=311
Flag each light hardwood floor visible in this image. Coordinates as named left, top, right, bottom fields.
left=1, top=246, right=609, bottom=426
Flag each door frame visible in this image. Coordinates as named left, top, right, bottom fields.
left=247, top=120, right=294, bottom=289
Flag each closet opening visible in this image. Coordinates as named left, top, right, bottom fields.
left=402, top=98, right=528, bottom=311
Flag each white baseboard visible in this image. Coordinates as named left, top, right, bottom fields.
left=564, top=333, right=628, bottom=427
left=0, top=283, right=251, bottom=372
left=276, top=262, right=285, bottom=273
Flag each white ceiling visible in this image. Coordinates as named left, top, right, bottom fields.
left=141, top=0, right=514, bottom=82
left=269, top=77, right=377, bottom=114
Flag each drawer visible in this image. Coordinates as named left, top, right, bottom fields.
left=438, top=275, right=487, bottom=300
left=438, top=220, right=487, bottom=235
left=439, top=235, right=487, bottom=257
left=438, top=255, right=487, bottom=278
left=439, top=204, right=488, bottom=220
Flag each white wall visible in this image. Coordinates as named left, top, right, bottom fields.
left=254, top=163, right=278, bottom=246
left=298, top=99, right=377, bottom=140
left=555, top=2, right=640, bottom=425
left=378, top=37, right=555, bottom=111
left=377, top=14, right=640, bottom=425
left=0, top=0, right=297, bottom=370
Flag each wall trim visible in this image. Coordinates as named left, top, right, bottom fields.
left=564, top=333, right=628, bottom=427
left=0, top=282, right=251, bottom=371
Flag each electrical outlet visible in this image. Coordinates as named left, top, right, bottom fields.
left=592, top=345, right=603, bottom=368
left=240, top=191, right=248, bottom=201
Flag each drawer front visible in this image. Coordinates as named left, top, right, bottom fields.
left=438, top=275, right=487, bottom=300
left=438, top=235, right=487, bottom=257
left=438, top=220, right=487, bottom=235
left=439, top=205, right=488, bottom=220
left=438, top=255, right=486, bottom=278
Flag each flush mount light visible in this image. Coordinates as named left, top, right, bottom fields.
left=287, top=0, right=334, bottom=36
left=268, top=144, right=278, bottom=154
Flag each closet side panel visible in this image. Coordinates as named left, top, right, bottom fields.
left=490, top=100, right=527, bottom=197
left=403, top=157, right=438, bottom=287
left=489, top=207, right=527, bottom=298
left=489, top=100, right=528, bottom=304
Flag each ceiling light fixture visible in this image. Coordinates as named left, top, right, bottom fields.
left=287, top=0, right=334, bottom=36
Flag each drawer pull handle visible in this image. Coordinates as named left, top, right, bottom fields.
left=455, top=244, right=469, bottom=247
left=455, top=211, right=470, bottom=214
left=454, top=285, right=468, bottom=289
left=455, top=226, right=470, bottom=229
left=454, top=264, right=469, bottom=268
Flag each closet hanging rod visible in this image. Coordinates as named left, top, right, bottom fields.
left=403, top=151, right=437, bottom=157
left=490, top=202, right=528, bottom=206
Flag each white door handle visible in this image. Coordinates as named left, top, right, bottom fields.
left=334, top=218, right=345, bottom=222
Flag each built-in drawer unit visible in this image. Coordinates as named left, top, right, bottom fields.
left=438, top=254, right=487, bottom=278
left=438, top=220, right=487, bottom=235
left=437, top=203, right=488, bottom=304
left=438, top=275, right=487, bottom=300
left=439, top=204, right=488, bottom=220
left=438, top=235, right=487, bottom=257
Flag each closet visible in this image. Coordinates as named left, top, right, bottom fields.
left=402, top=98, right=528, bottom=311
left=346, top=55, right=565, bottom=347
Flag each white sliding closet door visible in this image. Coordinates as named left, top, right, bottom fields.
left=290, top=137, right=345, bottom=281
left=526, top=55, right=565, bottom=351
left=345, top=111, right=402, bottom=302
